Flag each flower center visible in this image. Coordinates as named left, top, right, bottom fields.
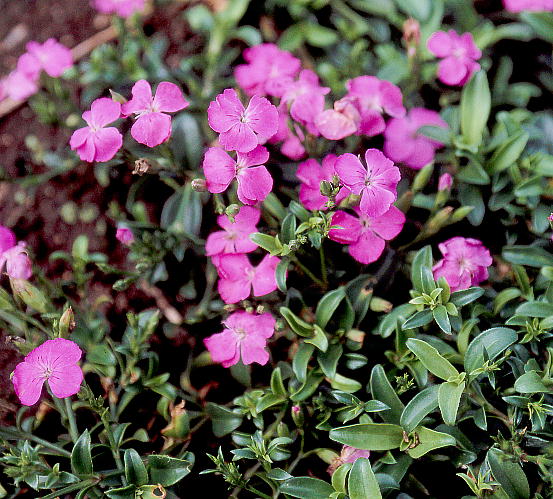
left=235, top=327, right=247, bottom=340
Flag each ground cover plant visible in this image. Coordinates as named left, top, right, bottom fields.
left=1, top=0, right=553, bottom=497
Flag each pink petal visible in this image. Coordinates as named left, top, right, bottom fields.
left=202, top=148, right=236, bottom=193
left=122, top=80, right=153, bottom=116
left=246, top=95, right=279, bottom=141
left=204, top=328, right=240, bottom=367
left=349, top=230, right=385, bottom=264
left=4, top=244, right=32, bottom=279
left=218, top=276, right=251, bottom=304
left=219, top=123, right=258, bottom=153
left=12, top=361, right=45, bottom=406
left=75, top=136, right=96, bottom=162
left=92, top=127, right=123, bottom=162
left=315, top=109, right=357, bottom=140
left=207, top=88, right=244, bottom=133
left=90, top=98, right=121, bottom=127
left=459, top=32, right=482, bottom=59
left=0, top=227, right=17, bottom=253
left=153, top=82, right=188, bottom=113
left=69, top=127, right=90, bottom=150
left=237, top=166, right=273, bottom=205
left=251, top=255, right=279, bottom=297
left=329, top=211, right=362, bottom=244
left=335, top=153, right=366, bottom=194
left=437, top=57, right=469, bottom=86
left=234, top=206, right=261, bottom=228
left=365, top=148, right=398, bottom=181
left=252, top=312, right=276, bottom=339
left=206, top=231, right=230, bottom=256
left=217, top=254, right=252, bottom=280
left=380, top=80, right=406, bottom=118
left=130, top=112, right=172, bottom=147
left=237, top=145, right=270, bottom=168
left=358, top=110, right=385, bottom=137
left=369, top=206, right=406, bottom=240
left=48, top=364, right=83, bottom=399
left=359, top=186, right=396, bottom=218
left=240, top=333, right=270, bottom=365
left=26, top=338, right=83, bottom=366
left=427, top=31, right=454, bottom=58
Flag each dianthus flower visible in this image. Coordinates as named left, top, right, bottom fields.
left=3, top=53, right=40, bottom=101
left=204, top=311, right=276, bottom=367
left=207, top=89, right=279, bottom=153
left=345, top=76, right=406, bottom=136
left=116, top=227, right=134, bottom=246
left=328, top=446, right=371, bottom=475
left=0, top=226, right=32, bottom=280
left=12, top=338, right=84, bottom=406
left=383, top=107, right=448, bottom=170
left=93, top=0, right=146, bottom=17
left=202, top=145, right=273, bottom=205
left=503, top=0, right=553, bottom=11
left=206, top=206, right=260, bottom=256
left=335, top=149, right=400, bottom=218
left=70, top=98, right=123, bottom=162
left=122, top=80, right=188, bottom=147
left=269, top=107, right=306, bottom=160
left=26, top=39, right=73, bottom=78
left=297, top=155, right=348, bottom=211
left=315, top=97, right=360, bottom=140
left=234, top=43, right=301, bottom=97
left=214, top=253, right=279, bottom=304
left=432, top=237, right=492, bottom=292
left=427, top=30, right=481, bottom=86
left=329, top=206, right=405, bottom=264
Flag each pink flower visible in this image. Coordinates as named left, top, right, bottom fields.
left=329, top=206, right=405, bottom=264
left=335, top=149, right=400, bottom=218
left=345, top=76, right=406, bottom=136
left=384, top=107, right=448, bottom=170
left=432, top=237, right=492, bottom=292
left=206, top=206, right=260, bottom=256
left=427, top=30, right=481, bottom=87
left=281, top=69, right=329, bottom=131
left=202, top=145, right=273, bottom=205
left=204, top=311, right=276, bottom=367
left=26, top=39, right=73, bottom=78
left=328, top=446, right=371, bottom=475
left=70, top=98, right=123, bottom=162
left=214, top=253, right=279, bottom=304
left=438, top=173, right=453, bottom=191
left=207, top=89, right=279, bottom=153
left=269, top=107, right=306, bottom=160
left=315, top=97, right=360, bottom=140
left=297, top=155, right=348, bottom=211
left=93, top=0, right=146, bottom=17
left=122, top=80, right=188, bottom=147
left=503, top=0, right=553, bottom=12
left=11, top=338, right=84, bottom=406
left=234, top=43, right=301, bottom=97
left=116, top=227, right=134, bottom=246
left=3, top=53, right=41, bottom=101
left=0, top=226, right=32, bottom=280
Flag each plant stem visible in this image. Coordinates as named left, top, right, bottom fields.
left=39, top=478, right=96, bottom=499
left=0, top=428, right=71, bottom=458
left=64, top=397, right=79, bottom=443
left=319, top=245, right=328, bottom=286
left=292, top=257, right=325, bottom=288
left=100, top=413, right=126, bottom=485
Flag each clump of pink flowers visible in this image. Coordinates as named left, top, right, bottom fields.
left=93, top=0, right=146, bottom=17
left=384, top=108, right=448, bottom=170
left=433, top=237, right=492, bottom=292
left=427, top=30, right=481, bottom=86
left=11, top=338, right=84, bottom=406
left=116, top=227, right=134, bottom=246
left=0, top=226, right=32, bottom=280
left=204, top=311, right=276, bottom=367
left=206, top=206, right=260, bottom=257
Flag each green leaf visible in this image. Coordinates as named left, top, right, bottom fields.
left=464, top=327, right=517, bottom=374
left=124, top=449, right=148, bottom=486
left=449, top=287, right=485, bottom=306
left=394, top=0, right=431, bottom=21
left=280, top=307, right=313, bottom=337
left=280, top=477, right=335, bottom=498
left=249, top=233, right=281, bottom=254
left=458, top=184, right=485, bottom=226
left=400, top=385, right=440, bottom=433
left=329, top=423, right=404, bottom=451
left=304, top=22, right=338, bottom=47
left=515, top=300, right=553, bottom=318
left=411, top=246, right=434, bottom=293
left=270, top=367, right=287, bottom=398
left=292, top=342, right=314, bottom=383
left=369, top=365, right=405, bottom=425
left=461, top=70, right=491, bottom=146
left=105, top=485, right=136, bottom=499
left=160, top=183, right=202, bottom=238
left=305, top=325, right=329, bottom=352
left=316, top=288, right=346, bottom=329
left=348, top=458, right=382, bottom=499
left=486, top=448, right=530, bottom=499
left=281, top=213, right=297, bottom=244
left=71, top=430, right=93, bottom=476
left=438, top=382, right=465, bottom=426
left=148, top=453, right=194, bottom=487
left=331, top=463, right=351, bottom=493
left=329, top=373, right=362, bottom=393
left=514, top=371, right=550, bottom=394
left=205, top=403, right=243, bottom=437
left=417, top=126, right=451, bottom=146
left=406, top=339, right=459, bottom=381
left=170, top=113, right=202, bottom=169
left=502, top=246, right=553, bottom=267
left=520, top=11, right=553, bottom=43
left=406, top=427, right=456, bottom=459
left=402, top=309, right=433, bottom=329
left=318, top=344, right=343, bottom=379
left=494, top=288, right=522, bottom=314
left=276, top=259, right=289, bottom=292
left=488, top=131, right=529, bottom=173
left=432, top=305, right=451, bottom=334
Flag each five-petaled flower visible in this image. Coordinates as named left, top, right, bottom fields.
left=335, top=149, right=400, bottom=218
left=11, top=338, right=84, bottom=406
left=0, top=226, right=32, bottom=280
left=206, top=206, right=260, bottom=256
left=207, top=88, right=279, bottom=153
left=70, top=97, right=123, bottom=162
left=122, top=80, right=188, bottom=147
left=204, top=310, right=276, bottom=367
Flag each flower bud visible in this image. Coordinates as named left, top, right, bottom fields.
left=403, top=18, right=420, bottom=58
left=291, top=405, right=304, bottom=427
left=116, top=227, right=134, bottom=246
left=109, top=89, right=128, bottom=104
left=369, top=297, right=393, bottom=313
left=225, top=204, right=240, bottom=222
left=450, top=205, right=474, bottom=223
left=438, top=173, right=453, bottom=191
left=191, top=178, right=207, bottom=192
left=58, top=307, right=75, bottom=338
left=320, top=180, right=334, bottom=197
left=133, top=158, right=151, bottom=176
left=412, top=163, right=434, bottom=192
left=424, top=206, right=453, bottom=236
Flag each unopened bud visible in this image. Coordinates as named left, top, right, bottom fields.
left=438, top=173, right=453, bottom=191
left=370, top=297, right=393, bottom=313
left=424, top=206, right=453, bottom=236
left=133, top=158, right=151, bottom=176
left=291, top=405, right=304, bottom=427
left=225, top=204, right=240, bottom=222
left=109, top=89, right=127, bottom=104
left=346, top=328, right=365, bottom=344
left=191, top=178, right=207, bottom=192
left=59, top=307, right=75, bottom=338
left=412, top=163, right=434, bottom=192
left=450, top=205, right=474, bottom=223
left=403, top=18, right=420, bottom=58
left=320, top=180, right=334, bottom=197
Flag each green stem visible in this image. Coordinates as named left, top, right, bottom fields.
left=245, top=486, right=273, bottom=499
left=319, top=245, right=328, bottom=286
left=64, top=397, right=79, bottom=443
left=101, top=413, right=126, bottom=485
left=0, top=428, right=71, bottom=458
left=292, top=257, right=325, bottom=288
left=39, top=478, right=96, bottom=499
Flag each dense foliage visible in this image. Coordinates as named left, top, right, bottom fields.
left=1, top=0, right=553, bottom=498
